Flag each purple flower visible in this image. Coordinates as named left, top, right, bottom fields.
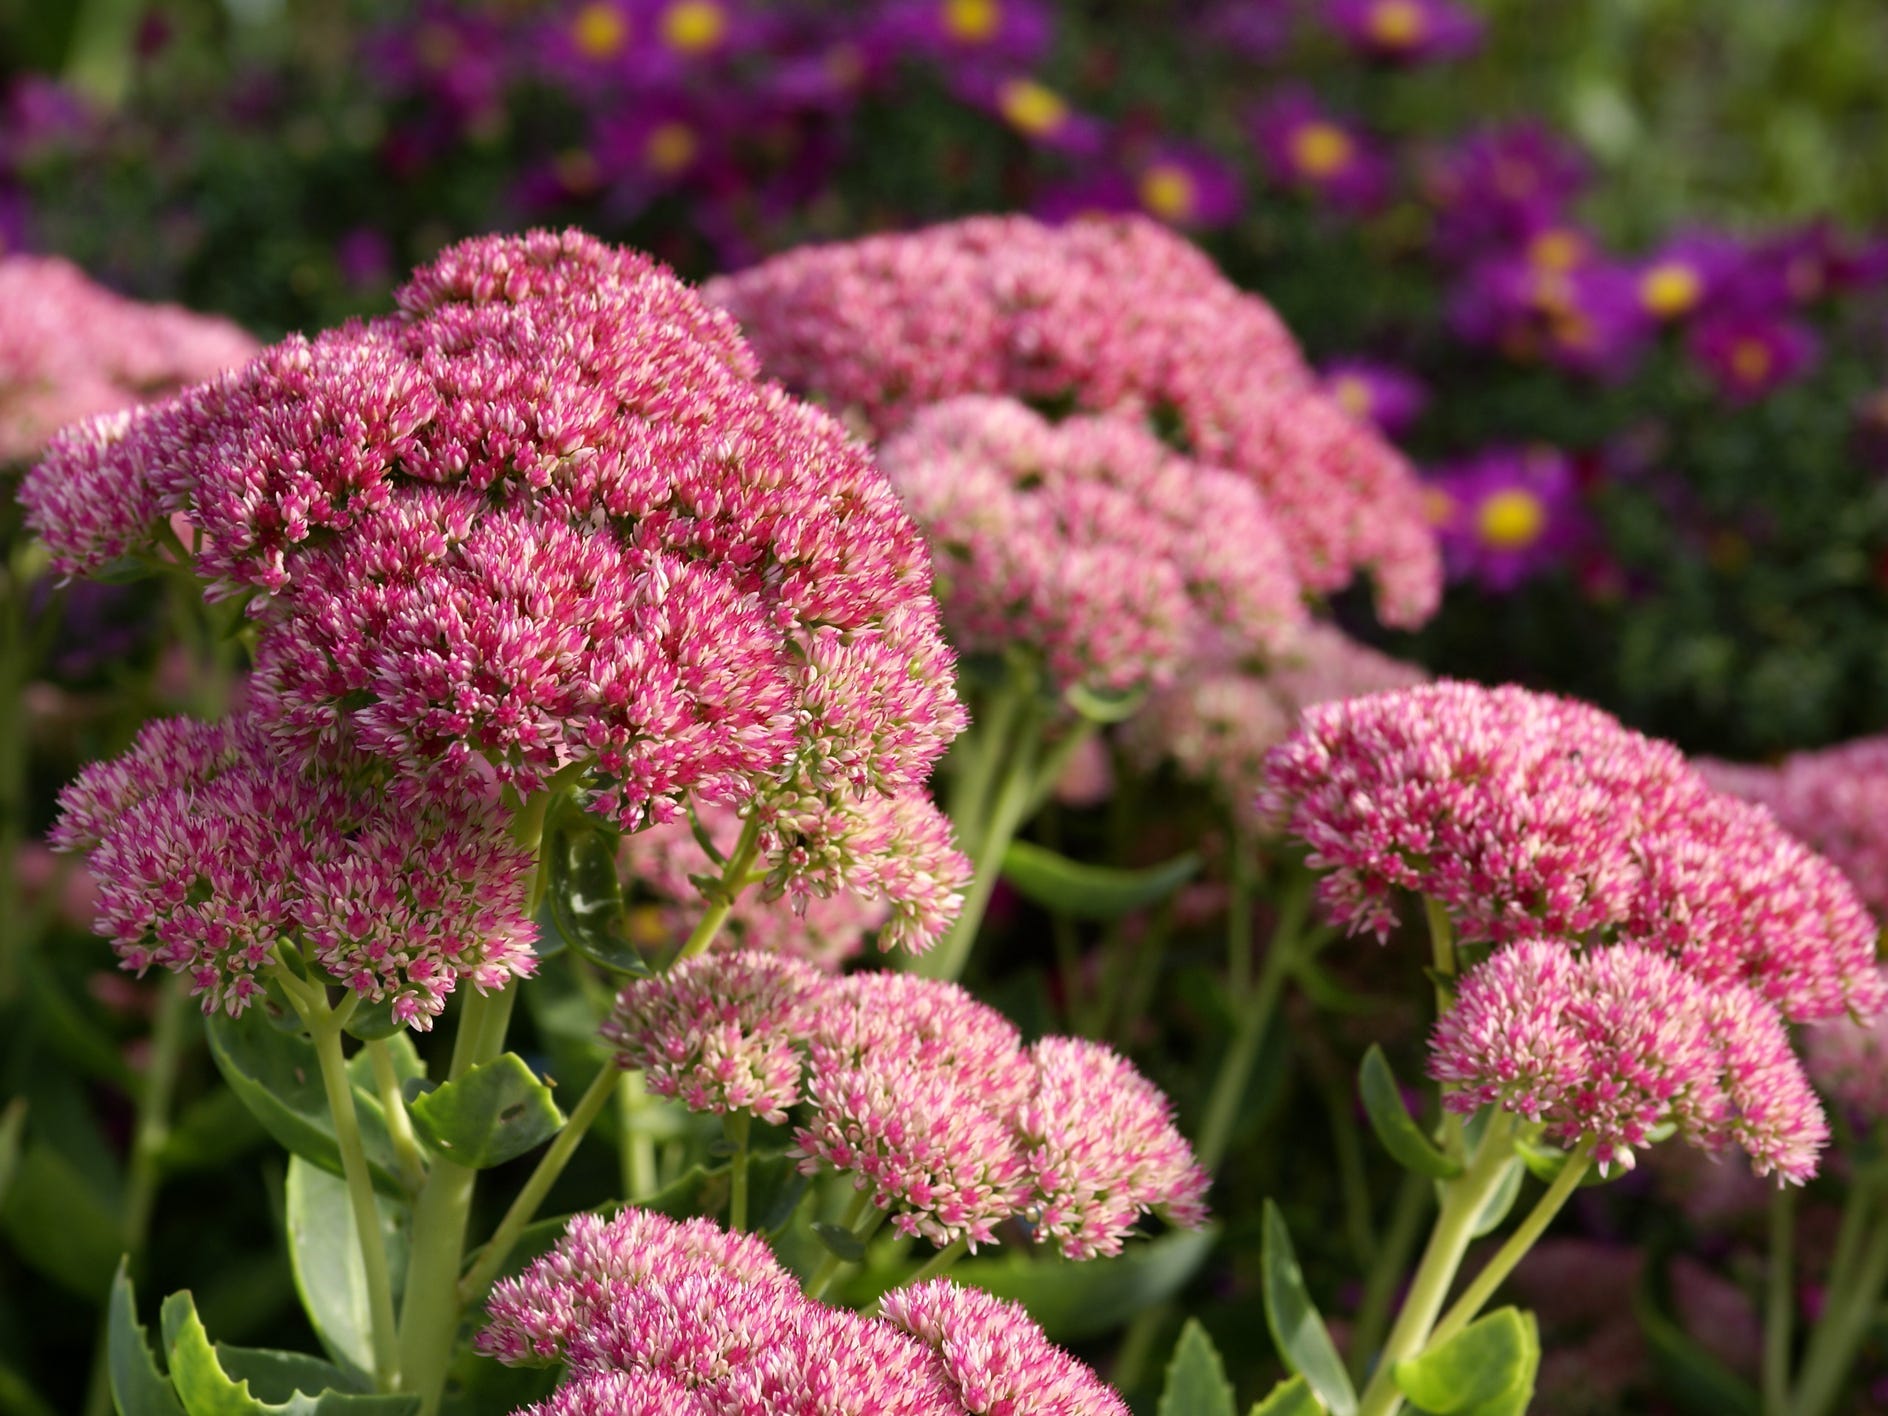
left=1425, top=445, right=1585, bottom=591
left=1424, top=122, right=1590, bottom=262
left=1128, top=142, right=1243, bottom=227
left=952, top=72, right=1106, bottom=155
left=1325, top=0, right=1482, bottom=63
left=1251, top=89, right=1390, bottom=214
left=1191, top=0, right=1295, bottom=61
left=1452, top=255, right=1652, bottom=378
left=1634, top=230, right=1747, bottom=322
left=0, top=186, right=28, bottom=256
left=1321, top=358, right=1428, bottom=438
left=1688, top=311, right=1819, bottom=403
left=1031, top=173, right=1140, bottom=224
left=874, top=0, right=1054, bottom=69
left=334, top=228, right=394, bottom=291
left=368, top=3, right=513, bottom=132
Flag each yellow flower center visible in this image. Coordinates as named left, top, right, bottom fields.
left=1139, top=164, right=1198, bottom=221
left=942, top=0, right=1001, bottom=41
left=645, top=121, right=699, bottom=174
left=1730, top=338, right=1773, bottom=386
left=661, top=0, right=728, bottom=53
left=1476, top=488, right=1547, bottom=549
left=996, top=78, right=1068, bottom=136
left=570, top=2, right=628, bottom=60
left=1368, top=0, right=1428, bottom=46
left=1527, top=227, right=1587, bottom=272
left=1330, top=375, right=1374, bottom=420
left=1640, top=262, right=1701, bottom=318
left=1290, top=122, right=1353, bottom=179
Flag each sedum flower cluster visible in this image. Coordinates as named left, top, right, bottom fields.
left=481, top=1208, right=1128, bottom=1414
left=604, top=953, right=1209, bottom=1256
left=1261, top=680, right=1886, bottom=1179
left=706, top=213, right=1441, bottom=629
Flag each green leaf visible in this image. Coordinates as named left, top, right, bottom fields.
left=0, top=1096, right=27, bottom=1208
left=945, top=1225, right=1217, bottom=1342
left=1250, top=1376, right=1324, bottom=1416
left=1260, top=1202, right=1357, bottom=1416
left=1066, top=682, right=1147, bottom=723
left=543, top=807, right=647, bottom=975
left=204, top=1010, right=410, bottom=1196
left=1, top=1139, right=123, bottom=1296
left=636, top=1163, right=728, bottom=1221
left=211, top=1350, right=361, bottom=1403
left=407, top=1053, right=565, bottom=1168
left=339, top=1000, right=404, bottom=1043
left=1514, top=1135, right=1612, bottom=1189
left=1392, top=1308, right=1539, bottom=1414
left=19, top=955, right=138, bottom=1090
left=1000, top=841, right=1201, bottom=920
left=160, top=1089, right=267, bottom=1173
left=811, top=1221, right=868, bottom=1263
left=747, top=1151, right=812, bottom=1236
left=1633, top=1283, right=1760, bottom=1416
left=1359, top=1047, right=1461, bottom=1180
left=1463, top=1158, right=1525, bottom=1240
left=283, top=1158, right=409, bottom=1385
left=1157, top=1319, right=1236, bottom=1416
left=109, top=1262, right=186, bottom=1416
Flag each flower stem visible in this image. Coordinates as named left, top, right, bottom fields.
left=865, top=1237, right=970, bottom=1314
left=1349, top=1172, right=1434, bottom=1385
left=619, top=1070, right=658, bottom=1201
left=1196, top=870, right=1307, bottom=1173
left=1426, top=1143, right=1593, bottom=1350
left=804, top=1189, right=878, bottom=1301
left=727, top=1111, right=753, bottom=1232
left=1764, top=1183, right=1797, bottom=1416
left=673, top=816, right=763, bottom=965
left=457, top=1063, right=618, bottom=1308
left=1793, top=1182, right=1888, bottom=1416
left=368, top=1038, right=428, bottom=1193
left=1355, top=1111, right=1519, bottom=1416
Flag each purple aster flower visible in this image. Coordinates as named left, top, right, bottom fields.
left=1128, top=142, right=1243, bottom=228
left=1425, top=445, right=1585, bottom=591
left=1424, top=122, right=1590, bottom=262
left=1634, top=230, right=1747, bottom=322
left=1687, top=311, right=1819, bottom=403
left=1325, top=0, right=1482, bottom=64
left=1031, top=173, right=1140, bottom=224
left=1452, top=256, right=1652, bottom=378
left=1721, top=221, right=1888, bottom=311
left=334, top=228, right=394, bottom=292
left=1192, top=0, right=1295, bottom=61
left=1251, top=89, right=1390, bottom=214
left=874, top=0, right=1054, bottom=69
left=953, top=71, right=1106, bottom=155
left=368, top=3, right=513, bottom=133
left=1321, top=358, right=1427, bottom=438
left=0, top=185, right=29, bottom=256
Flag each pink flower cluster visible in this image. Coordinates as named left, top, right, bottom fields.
left=875, top=396, right=1305, bottom=696
left=482, top=1208, right=1126, bottom=1415
left=706, top=214, right=1441, bottom=628
left=604, top=955, right=1208, bottom=1256
left=1698, top=737, right=1888, bottom=920
left=49, top=713, right=534, bottom=1024
left=1124, top=622, right=1427, bottom=821
left=1431, top=939, right=1827, bottom=1180
left=1260, top=681, right=1882, bottom=1025
left=1801, top=971, right=1888, bottom=1129
left=0, top=254, right=256, bottom=464
left=23, top=230, right=968, bottom=948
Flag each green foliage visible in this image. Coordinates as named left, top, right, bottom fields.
left=1158, top=1320, right=1236, bottom=1416
left=1000, top=841, right=1202, bottom=921
left=1259, top=1204, right=1357, bottom=1416
left=1392, top=1308, right=1540, bottom=1415
left=1358, top=1047, right=1461, bottom=1180
left=406, top=1054, right=565, bottom=1170
left=283, top=1159, right=407, bottom=1384
left=946, top=1227, right=1219, bottom=1343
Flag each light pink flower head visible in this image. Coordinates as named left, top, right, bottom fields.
left=50, top=712, right=534, bottom=1026
left=1, top=254, right=256, bottom=466
left=1260, top=681, right=1884, bottom=1024
left=26, top=230, right=969, bottom=949
left=1431, top=938, right=1827, bottom=1181
left=877, top=395, right=1305, bottom=696
left=1021, top=1037, right=1209, bottom=1258
left=707, top=214, right=1441, bottom=628
left=480, top=1207, right=795, bottom=1366
left=602, top=951, right=824, bottom=1124
left=879, top=1279, right=1130, bottom=1416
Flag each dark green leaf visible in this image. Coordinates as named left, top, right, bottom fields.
left=1000, top=841, right=1201, bottom=920
left=1157, top=1319, right=1236, bottom=1416
left=544, top=808, right=647, bottom=975
left=0, top=1096, right=26, bottom=1207
left=407, top=1053, right=566, bottom=1169
left=943, top=1226, right=1217, bottom=1342
left=1260, top=1203, right=1357, bottom=1416
left=339, top=1000, right=404, bottom=1044
left=1634, top=1284, right=1760, bottom=1416
left=811, top=1221, right=868, bottom=1263
left=283, top=1158, right=408, bottom=1385
left=211, top=1349, right=361, bottom=1403
left=1, top=1140, right=123, bottom=1296
left=1393, top=1308, right=1539, bottom=1414
left=109, top=1262, right=186, bottom=1416
left=19, top=955, right=138, bottom=1090
left=636, top=1164, right=728, bottom=1221
left=160, top=1089, right=267, bottom=1173
left=747, top=1152, right=812, bottom=1236
left=1250, top=1377, right=1324, bottom=1416
left=204, top=1010, right=410, bottom=1196
left=1359, top=1047, right=1461, bottom=1179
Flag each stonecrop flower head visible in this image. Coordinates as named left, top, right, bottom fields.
left=1259, top=681, right=1884, bottom=1025
left=1802, top=970, right=1888, bottom=1130
left=876, top=396, right=1305, bottom=697
left=1430, top=938, right=1827, bottom=1181
left=22, top=230, right=968, bottom=949
left=50, top=712, right=535, bottom=1025
left=0, top=253, right=256, bottom=464
left=705, top=214, right=1441, bottom=629
left=484, top=1209, right=1127, bottom=1414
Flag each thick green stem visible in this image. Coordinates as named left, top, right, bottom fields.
left=917, top=724, right=1040, bottom=982
left=368, top=1039, right=428, bottom=1193
left=619, top=1071, right=658, bottom=1201
left=866, top=1237, right=969, bottom=1314
left=307, top=1004, right=401, bottom=1391
left=673, top=816, right=763, bottom=965
left=951, top=680, right=1024, bottom=847
left=1355, top=1111, right=1519, bottom=1416
left=1350, top=1172, right=1434, bottom=1385
left=727, top=1111, right=753, bottom=1232
left=1794, top=1184, right=1888, bottom=1416
left=458, top=1063, right=618, bottom=1307
left=1427, top=1145, right=1593, bottom=1350
left=1195, top=873, right=1307, bottom=1173
left=1764, top=1183, right=1796, bottom=1416
left=804, top=1189, right=877, bottom=1301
